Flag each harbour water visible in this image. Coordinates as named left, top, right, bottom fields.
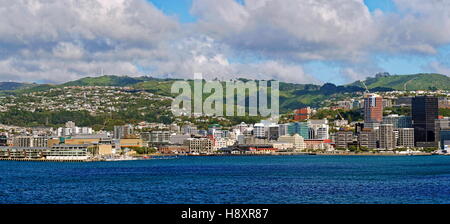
left=1, top=155, right=450, bottom=204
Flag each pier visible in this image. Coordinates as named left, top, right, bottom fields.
left=0, top=158, right=94, bottom=162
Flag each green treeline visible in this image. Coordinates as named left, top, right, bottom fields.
left=0, top=109, right=173, bottom=130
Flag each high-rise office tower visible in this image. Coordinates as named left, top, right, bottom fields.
left=358, top=128, right=377, bottom=149
left=397, top=128, right=415, bottom=148
left=379, top=124, right=395, bottom=150
left=412, top=96, right=438, bottom=147
left=364, top=94, right=383, bottom=123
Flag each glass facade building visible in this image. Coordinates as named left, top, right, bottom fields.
left=287, top=122, right=310, bottom=140
left=412, top=96, right=439, bottom=146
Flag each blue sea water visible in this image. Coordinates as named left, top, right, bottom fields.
left=1, top=155, right=450, bottom=204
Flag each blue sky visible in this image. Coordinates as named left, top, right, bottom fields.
left=149, top=0, right=196, bottom=23
left=364, top=0, right=397, bottom=12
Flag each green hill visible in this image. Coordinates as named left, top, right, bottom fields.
left=2, top=73, right=449, bottom=112
left=62, top=75, right=153, bottom=87
left=0, top=82, right=31, bottom=91
left=348, top=73, right=450, bottom=91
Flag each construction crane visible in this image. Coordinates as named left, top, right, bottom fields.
left=336, top=109, right=345, bottom=121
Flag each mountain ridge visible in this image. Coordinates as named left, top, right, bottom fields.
left=3, top=73, right=450, bottom=91
left=1, top=73, right=449, bottom=110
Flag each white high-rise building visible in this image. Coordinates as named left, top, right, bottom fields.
left=56, top=121, right=93, bottom=137
left=308, top=119, right=330, bottom=140
left=254, top=123, right=266, bottom=139
left=380, top=124, right=395, bottom=150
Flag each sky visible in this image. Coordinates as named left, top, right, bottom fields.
left=1, top=0, right=450, bottom=85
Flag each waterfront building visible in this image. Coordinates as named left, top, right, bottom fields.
left=47, top=144, right=89, bottom=161
left=335, top=131, right=354, bottom=149
left=435, top=117, right=450, bottom=148
left=159, top=145, right=189, bottom=154
left=412, top=96, right=438, bottom=147
left=268, top=125, right=280, bottom=141
left=379, top=124, right=395, bottom=150
left=364, top=94, right=383, bottom=123
left=397, top=128, right=415, bottom=148
left=141, top=131, right=171, bottom=146
left=0, top=146, right=48, bottom=159
left=436, top=118, right=450, bottom=149
left=383, top=114, right=412, bottom=129
left=272, top=142, right=294, bottom=151
left=304, top=139, right=333, bottom=151
left=439, top=130, right=450, bottom=150
left=287, top=122, right=309, bottom=139
left=241, top=136, right=269, bottom=145
left=97, top=144, right=113, bottom=156
left=358, top=128, right=377, bottom=149
left=184, top=138, right=214, bottom=153
left=237, top=134, right=245, bottom=144
left=13, top=136, right=48, bottom=148
left=308, top=119, right=329, bottom=140
left=278, top=134, right=306, bottom=151
left=253, top=123, right=266, bottom=139
left=214, top=138, right=236, bottom=151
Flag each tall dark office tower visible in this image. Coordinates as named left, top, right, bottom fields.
left=0, top=135, right=7, bottom=146
left=412, top=96, right=438, bottom=147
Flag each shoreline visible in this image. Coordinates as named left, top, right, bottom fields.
left=0, top=152, right=442, bottom=162
left=163, top=152, right=437, bottom=157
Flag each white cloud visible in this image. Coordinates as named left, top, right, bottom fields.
left=191, top=0, right=377, bottom=62
left=2, top=0, right=450, bottom=84
left=0, top=0, right=177, bottom=82
left=429, top=61, right=450, bottom=77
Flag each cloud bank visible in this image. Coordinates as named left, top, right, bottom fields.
left=1, top=0, right=450, bottom=84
